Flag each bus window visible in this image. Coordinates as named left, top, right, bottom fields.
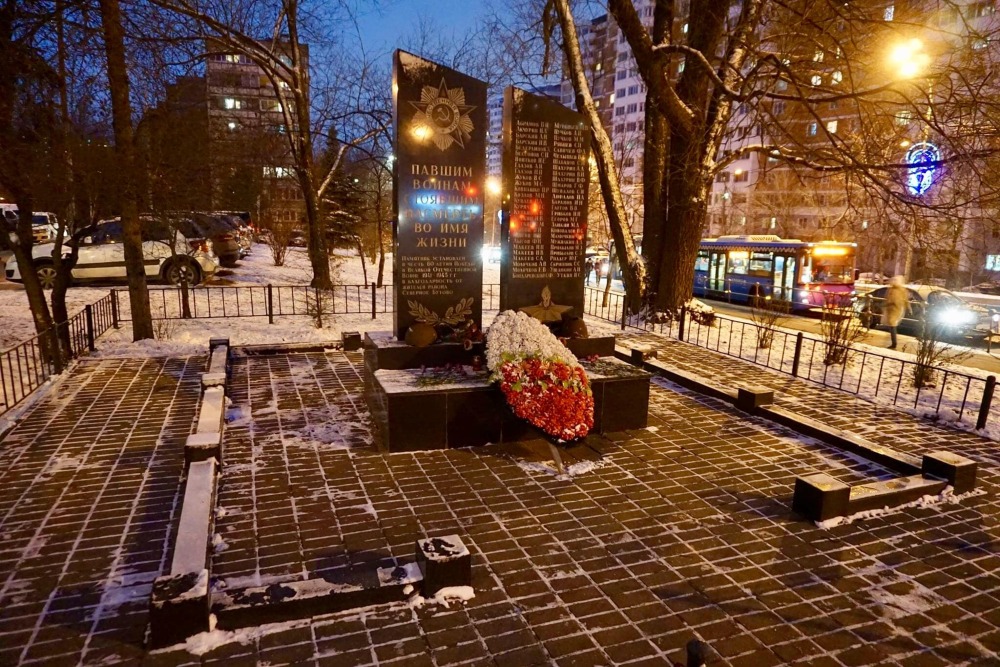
left=799, top=252, right=812, bottom=283
left=748, top=251, right=773, bottom=277
left=695, top=250, right=709, bottom=272
left=729, top=250, right=749, bottom=275
left=812, top=247, right=855, bottom=283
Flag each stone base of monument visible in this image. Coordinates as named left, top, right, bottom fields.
left=363, top=334, right=650, bottom=452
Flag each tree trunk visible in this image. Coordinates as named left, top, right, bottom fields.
left=376, top=215, right=386, bottom=287
left=657, top=135, right=710, bottom=310
left=98, top=0, right=154, bottom=341
left=51, top=0, right=75, bottom=361
left=551, top=0, right=645, bottom=313
left=639, top=0, right=671, bottom=307
left=642, top=108, right=668, bottom=306
left=357, top=236, right=367, bottom=285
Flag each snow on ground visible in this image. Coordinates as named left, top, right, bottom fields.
left=5, top=243, right=1000, bottom=441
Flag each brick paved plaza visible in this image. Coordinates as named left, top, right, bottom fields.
left=2, top=329, right=1000, bottom=665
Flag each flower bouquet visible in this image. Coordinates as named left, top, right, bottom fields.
left=486, top=310, right=594, bottom=442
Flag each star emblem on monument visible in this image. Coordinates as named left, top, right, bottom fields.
left=410, top=79, right=475, bottom=151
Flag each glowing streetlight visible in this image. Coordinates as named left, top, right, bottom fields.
left=888, top=38, right=930, bottom=79
left=485, top=176, right=501, bottom=196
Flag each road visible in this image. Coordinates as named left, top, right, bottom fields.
left=706, top=298, right=1000, bottom=375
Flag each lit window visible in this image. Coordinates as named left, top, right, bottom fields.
left=682, top=23, right=688, bottom=33
left=610, top=94, right=616, bottom=104
left=225, top=54, right=241, bottom=64
left=769, top=217, right=777, bottom=229
left=811, top=74, right=822, bottom=86
left=884, top=4, right=894, bottom=21
left=895, top=110, right=912, bottom=126
left=227, top=121, right=237, bottom=130
left=862, top=220, right=869, bottom=230
left=813, top=51, right=824, bottom=62
left=223, top=98, right=242, bottom=110
left=807, top=122, right=818, bottom=136
left=831, top=70, right=843, bottom=84
left=826, top=120, right=838, bottom=133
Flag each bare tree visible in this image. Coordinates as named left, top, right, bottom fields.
left=149, top=0, right=389, bottom=290
left=98, top=0, right=154, bottom=340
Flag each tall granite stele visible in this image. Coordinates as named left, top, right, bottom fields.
left=500, top=86, right=590, bottom=332
left=391, top=50, right=487, bottom=342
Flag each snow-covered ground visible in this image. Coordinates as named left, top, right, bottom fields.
left=4, top=244, right=1000, bottom=441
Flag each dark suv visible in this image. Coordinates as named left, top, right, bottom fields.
left=171, top=213, right=241, bottom=268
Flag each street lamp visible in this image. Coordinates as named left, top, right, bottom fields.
left=888, top=37, right=933, bottom=280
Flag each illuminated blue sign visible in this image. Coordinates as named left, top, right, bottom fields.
left=905, top=142, right=940, bottom=197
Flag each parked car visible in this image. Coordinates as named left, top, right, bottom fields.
left=4, top=216, right=218, bottom=288
left=0, top=206, right=60, bottom=243
left=856, top=284, right=998, bottom=339
left=183, top=213, right=241, bottom=267
left=216, top=213, right=253, bottom=259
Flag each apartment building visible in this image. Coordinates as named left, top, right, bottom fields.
left=141, top=39, right=308, bottom=228
left=562, top=0, right=1000, bottom=283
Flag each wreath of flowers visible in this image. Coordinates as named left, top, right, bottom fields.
left=486, top=311, right=593, bottom=442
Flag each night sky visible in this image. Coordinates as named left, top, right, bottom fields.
left=354, top=0, right=493, bottom=50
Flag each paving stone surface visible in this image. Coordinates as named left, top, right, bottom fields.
left=3, top=334, right=1000, bottom=666
left=0, top=356, right=203, bottom=666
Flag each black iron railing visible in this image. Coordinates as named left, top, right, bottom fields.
left=581, top=286, right=996, bottom=431
left=114, top=284, right=503, bottom=322
left=1, top=293, right=116, bottom=419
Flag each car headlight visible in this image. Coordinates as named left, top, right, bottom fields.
left=937, top=307, right=976, bottom=326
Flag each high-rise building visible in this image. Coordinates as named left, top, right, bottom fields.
left=561, top=0, right=1000, bottom=283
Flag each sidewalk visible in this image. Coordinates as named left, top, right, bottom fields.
left=0, top=355, right=203, bottom=666
left=1, top=332, right=1000, bottom=665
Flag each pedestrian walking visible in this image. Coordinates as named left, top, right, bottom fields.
left=884, top=276, right=909, bottom=350
left=584, top=257, right=594, bottom=285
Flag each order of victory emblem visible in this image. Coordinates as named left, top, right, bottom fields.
left=410, top=79, right=476, bottom=151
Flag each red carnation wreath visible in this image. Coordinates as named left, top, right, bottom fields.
left=486, top=311, right=593, bottom=442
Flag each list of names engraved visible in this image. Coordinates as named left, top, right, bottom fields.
left=510, top=118, right=587, bottom=280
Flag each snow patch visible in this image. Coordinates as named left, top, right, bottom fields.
left=408, top=585, right=475, bottom=609
left=815, top=487, right=986, bottom=528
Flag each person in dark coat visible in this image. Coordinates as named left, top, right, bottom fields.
left=584, top=257, right=594, bottom=285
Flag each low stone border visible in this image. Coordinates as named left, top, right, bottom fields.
left=619, top=345, right=979, bottom=523
left=184, top=338, right=230, bottom=466
left=212, top=536, right=473, bottom=632
left=149, top=339, right=230, bottom=648
left=149, top=459, right=217, bottom=648
left=150, top=341, right=476, bottom=646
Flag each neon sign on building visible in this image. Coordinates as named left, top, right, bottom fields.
left=905, top=142, right=941, bottom=196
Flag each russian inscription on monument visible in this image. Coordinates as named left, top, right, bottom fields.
left=392, top=50, right=487, bottom=339
left=500, top=86, right=590, bottom=322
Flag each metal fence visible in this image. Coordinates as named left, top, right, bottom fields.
left=1, top=293, right=116, bottom=419
left=580, top=286, right=996, bottom=430
left=114, top=284, right=504, bottom=322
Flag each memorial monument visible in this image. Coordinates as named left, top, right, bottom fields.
left=364, top=58, right=650, bottom=453
left=499, top=86, right=590, bottom=329
left=392, top=50, right=487, bottom=342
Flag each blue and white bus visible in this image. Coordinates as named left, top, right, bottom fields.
left=693, top=235, right=857, bottom=310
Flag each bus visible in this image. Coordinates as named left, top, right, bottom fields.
left=693, top=235, right=856, bottom=310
